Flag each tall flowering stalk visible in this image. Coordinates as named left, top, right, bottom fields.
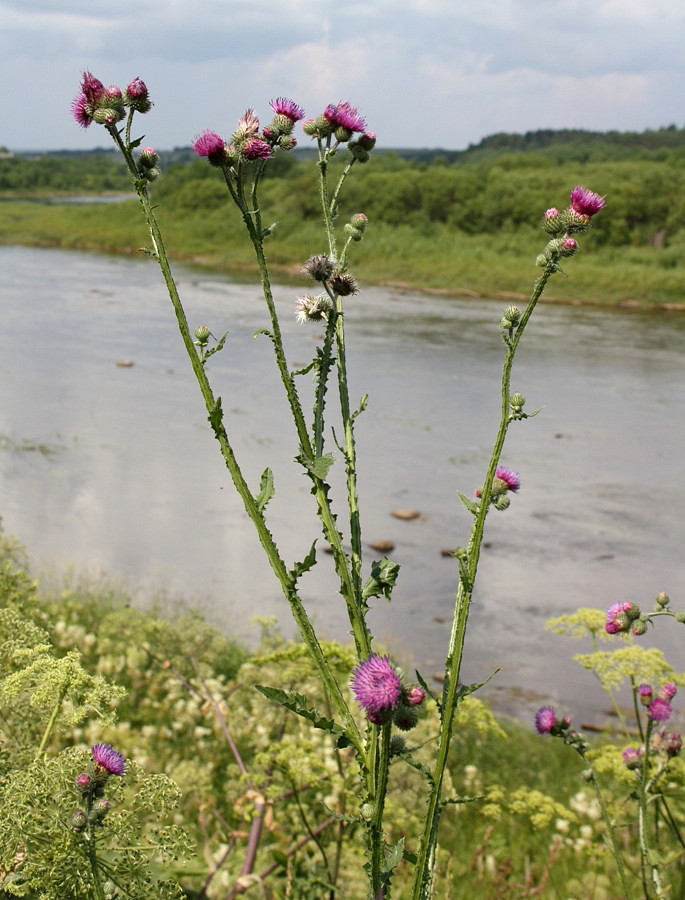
left=72, top=73, right=606, bottom=897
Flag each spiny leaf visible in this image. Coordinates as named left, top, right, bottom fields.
left=381, top=836, right=405, bottom=876
left=255, top=468, right=275, bottom=513
left=208, top=396, right=223, bottom=433
left=300, top=453, right=335, bottom=480
left=362, top=558, right=401, bottom=602
left=415, top=669, right=440, bottom=708
left=289, top=542, right=317, bottom=581
left=202, top=331, right=229, bottom=363
left=254, top=685, right=350, bottom=748
left=457, top=491, right=479, bottom=515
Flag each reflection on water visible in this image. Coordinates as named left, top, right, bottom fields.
left=1, top=245, right=684, bottom=722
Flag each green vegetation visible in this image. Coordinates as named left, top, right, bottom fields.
left=4, top=534, right=680, bottom=898
left=0, top=126, right=683, bottom=305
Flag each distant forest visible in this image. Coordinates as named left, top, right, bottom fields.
left=2, top=126, right=684, bottom=248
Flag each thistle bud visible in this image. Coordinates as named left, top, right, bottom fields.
left=278, top=135, right=297, bottom=152
left=493, top=494, right=511, bottom=511
left=125, top=78, right=152, bottom=113
left=675, top=612, right=685, bottom=624
left=510, top=392, right=526, bottom=412
left=71, top=810, right=88, bottom=832
left=535, top=253, right=548, bottom=268
left=393, top=705, right=419, bottom=731
left=344, top=224, right=363, bottom=242
left=559, top=237, right=578, bottom=258
left=357, top=132, right=377, bottom=151
left=360, top=803, right=374, bottom=820
left=89, top=798, right=111, bottom=823
left=138, top=147, right=158, bottom=169
left=631, top=619, right=648, bottom=636
left=350, top=213, right=368, bottom=231
left=390, top=735, right=407, bottom=755
left=194, top=325, right=211, bottom=346
left=542, top=208, right=562, bottom=234
left=349, top=144, right=370, bottom=162
left=75, top=773, right=93, bottom=793
left=656, top=592, right=670, bottom=608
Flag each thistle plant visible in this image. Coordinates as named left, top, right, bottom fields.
left=71, top=70, right=606, bottom=897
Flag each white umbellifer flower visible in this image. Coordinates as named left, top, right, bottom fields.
left=555, top=818, right=570, bottom=834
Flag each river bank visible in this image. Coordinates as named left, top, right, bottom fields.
left=1, top=196, right=682, bottom=308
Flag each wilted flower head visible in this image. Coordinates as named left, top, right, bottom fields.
left=243, top=138, right=272, bottom=161
left=647, top=697, right=673, bottom=722
left=234, top=108, right=260, bottom=142
left=295, top=294, right=333, bottom=324
left=330, top=272, right=359, bottom=297
left=91, top=743, right=126, bottom=776
left=569, top=185, right=605, bottom=218
left=351, top=655, right=402, bottom=714
left=269, top=97, right=305, bottom=122
left=495, top=467, right=520, bottom=492
left=666, top=732, right=682, bottom=756
left=302, top=255, right=335, bottom=282
left=323, top=101, right=366, bottom=134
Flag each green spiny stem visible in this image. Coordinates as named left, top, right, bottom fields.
left=106, top=128, right=363, bottom=757
left=329, top=159, right=357, bottom=222
left=369, top=722, right=392, bottom=896
left=409, top=261, right=558, bottom=899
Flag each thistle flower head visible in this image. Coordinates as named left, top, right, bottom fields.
left=193, top=130, right=227, bottom=166
left=648, top=697, right=672, bottom=722
left=72, top=93, right=92, bottom=128
left=91, top=743, right=126, bottom=776
left=534, top=706, right=557, bottom=734
left=243, top=138, right=272, bottom=161
left=234, top=108, right=260, bottom=142
left=495, top=467, right=520, bottom=492
left=406, top=686, right=426, bottom=706
left=323, top=101, right=366, bottom=134
left=330, top=272, right=359, bottom=297
left=80, top=70, right=105, bottom=103
left=351, top=655, right=402, bottom=714
left=661, top=683, right=677, bottom=700
left=622, top=746, right=643, bottom=768
left=569, top=185, right=605, bottom=218
left=302, top=255, right=335, bottom=282
left=295, top=294, right=333, bottom=324
left=605, top=601, right=638, bottom=634
left=269, top=97, right=305, bottom=123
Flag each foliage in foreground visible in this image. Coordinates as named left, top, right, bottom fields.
left=2, top=536, right=685, bottom=898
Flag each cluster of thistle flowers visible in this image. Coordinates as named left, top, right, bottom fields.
left=475, top=466, right=521, bottom=511
left=70, top=743, right=126, bottom=834
left=71, top=72, right=159, bottom=182
left=296, top=228, right=367, bottom=323
left=536, top=185, right=606, bottom=267
left=351, top=654, right=426, bottom=730
left=193, top=98, right=376, bottom=169
left=622, top=684, right=683, bottom=768
left=534, top=706, right=589, bottom=754
left=605, top=591, right=685, bottom=636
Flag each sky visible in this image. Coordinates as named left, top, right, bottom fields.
left=2, top=0, right=684, bottom=152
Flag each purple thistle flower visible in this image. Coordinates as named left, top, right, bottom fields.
left=495, top=467, right=520, bottom=492
left=661, top=683, right=677, bottom=700
left=605, top=601, right=635, bottom=634
left=544, top=208, right=559, bottom=218
left=569, top=185, right=606, bottom=218
left=638, top=683, right=653, bottom=700
left=323, top=101, right=366, bottom=134
left=647, top=697, right=673, bottom=722
left=270, top=97, right=305, bottom=123
left=534, top=706, right=556, bottom=734
left=72, top=93, right=92, bottom=128
left=243, top=138, right=272, bottom=161
left=91, top=743, right=126, bottom=776
left=622, top=746, right=643, bottom=768
left=351, top=655, right=402, bottom=714
left=193, top=130, right=227, bottom=165
left=80, top=70, right=105, bottom=103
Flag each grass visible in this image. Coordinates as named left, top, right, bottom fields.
left=1, top=198, right=683, bottom=308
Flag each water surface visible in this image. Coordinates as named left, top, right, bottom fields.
left=1, top=245, right=683, bottom=722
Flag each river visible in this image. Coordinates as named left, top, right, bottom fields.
left=1, top=244, right=683, bottom=723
